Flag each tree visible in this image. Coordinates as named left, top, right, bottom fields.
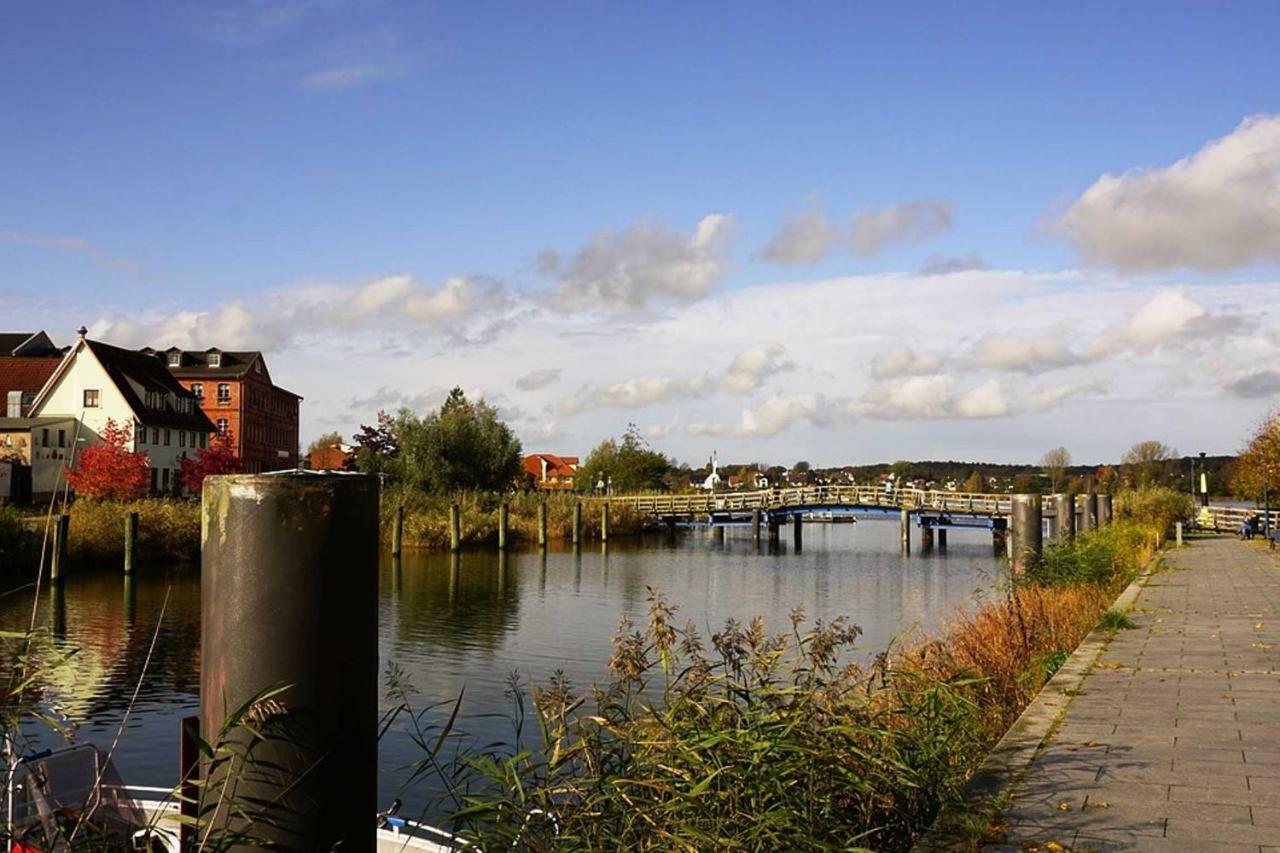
left=793, top=460, right=811, bottom=473
left=178, top=430, right=243, bottom=494
left=890, top=460, right=912, bottom=482
left=577, top=424, right=672, bottom=494
left=395, top=388, right=523, bottom=493
left=306, top=431, right=345, bottom=456
left=1040, top=446, right=1072, bottom=492
left=1233, top=412, right=1280, bottom=499
left=961, top=469, right=985, bottom=493
left=1122, top=440, right=1177, bottom=488
left=66, top=419, right=149, bottom=500
left=352, top=410, right=399, bottom=477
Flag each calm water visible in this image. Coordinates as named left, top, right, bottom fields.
left=2, top=521, right=1003, bottom=821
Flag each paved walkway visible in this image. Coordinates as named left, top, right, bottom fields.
left=992, top=536, right=1280, bottom=852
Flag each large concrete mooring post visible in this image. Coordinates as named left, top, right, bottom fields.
left=1097, top=493, right=1113, bottom=527
left=201, top=473, right=378, bottom=851
left=1080, top=492, right=1098, bottom=533
left=1010, top=493, right=1043, bottom=575
left=1048, top=493, right=1074, bottom=542
left=900, top=509, right=911, bottom=555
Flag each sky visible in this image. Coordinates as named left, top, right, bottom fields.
left=3, top=1, right=1280, bottom=467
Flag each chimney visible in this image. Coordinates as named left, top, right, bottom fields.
left=76, top=325, right=88, bottom=340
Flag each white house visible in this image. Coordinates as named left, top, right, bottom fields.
left=22, top=328, right=215, bottom=498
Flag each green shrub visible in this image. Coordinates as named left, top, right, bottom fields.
left=0, top=503, right=40, bottom=571
left=1030, top=521, right=1156, bottom=588
left=1097, top=610, right=1137, bottom=631
left=1113, top=486, right=1192, bottom=538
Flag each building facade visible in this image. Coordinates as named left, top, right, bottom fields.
left=1, top=330, right=65, bottom=418
left=147, top=347, right=302, bottom=473
left=522, top=453, right=579, bottom=490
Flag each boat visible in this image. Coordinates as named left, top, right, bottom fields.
left=5, top=743, right=457, bottom=851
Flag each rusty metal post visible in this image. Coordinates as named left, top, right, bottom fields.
left=124, top=511, right=138, bottom=575
left=792, top=514, right=803, bottom=552
left=1010, top=493, right=1043, bottom=575
left=200, top=473, right=378, bottom=851
left=50, top=512, right=69, bottom=583
left=572, top=501, right=582, bottom=545
left=537, top=501, right=548, bottom=548
left=1097, top=493, right=1113, bottom=527
left=449, top=502, right=461, bottom=551
left=601, top=503, right=610, bottom=543
left=498, top=502, right=509, bottom=550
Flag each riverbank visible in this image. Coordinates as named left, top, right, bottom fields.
left=395, top=490, right=1185, bottom=850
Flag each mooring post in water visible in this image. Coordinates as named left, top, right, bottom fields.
left=498, top=503, right=509, bottom=550
left=124, top=511, right=138, bottom=575
left=1097, top=493, right=1113, bottom=527
left=1048, top=493, right=1074, bottom=542
left=200, top=472, right=378, bottom=850
left=450, top=502, right=461, bottom=552
left=751, top=509, right=762, bottom=544
left=392, top=504, right=404, bottom=557
left=1080, top=492, right=1098, bottom=532
left=572, top=501, right=582, bottom=545
left=712, top=521, right=724, bottom=544
left=1010, top=493, right=1043, bottom=575
left=900, top=509, right=911, bottom=556
left=938, top=527, right=948, bottom=551
left=537, top=501, right=548, bottom=548
left=50, top=513, right=69, bottom=583
left=792, top=514, right=803, bottom=552
left=601, top=503, right=609, bottom=543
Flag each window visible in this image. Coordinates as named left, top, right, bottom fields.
left=83, top=389, right=100, bottom=408
left=151, top=427, right=159, bottom=444
left=57, top=429, right=66, bottom=448
left=199, top=432, right=208, bottom=448
left=209, top=353, right=222, bottom=367
left=179, top=431, right=186, bottom=448
left=217, top=383, right=231, bottom=404
left=164, top=429, right=171, bottom=446
left=216, top=418, right=229, bottom=436
left=161, top=468, right=170, bottom=491
left=150, top=468, right=158, bottom=493
left=137, top=425, right=145, bottom=445
left=191, top=383, right=204, bottom=399
left=254, top=360, right=262, bottom=374
left=168, top=352, right=181, bottom=367
left=41, top=429, right=49, bottom=448
left=6, top=390, right=20, bottom=418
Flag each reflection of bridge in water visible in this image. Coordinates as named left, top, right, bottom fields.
left=593, top=486, right=1114, bottom=555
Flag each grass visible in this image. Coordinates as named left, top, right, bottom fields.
left=64, top=498, right=201, bottom=565
left=0, top=502, right=40, bottom=570
left=1097, top=610, right=1137, bottom=631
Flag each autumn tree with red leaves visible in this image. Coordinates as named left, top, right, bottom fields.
left=179, top=430, right=243, bottom=494
left=66, top=418, right=150, bottom=500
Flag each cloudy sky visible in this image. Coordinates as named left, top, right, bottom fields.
left=3, top=2, right=1279, bottom=466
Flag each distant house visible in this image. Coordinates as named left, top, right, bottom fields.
left=523, top=453, right=579, bottom=489
left=307, top=441, right=354, bottom=471
left=0, top=330, right=66, bottom=418
left=11, top=329, right=213, bottom=498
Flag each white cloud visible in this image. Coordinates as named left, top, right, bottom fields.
left=541, top=214, right=736, bottom=311
left=849, top=200, right=952, bottom=257
left=515, top=368, right=562, bottom=391
left=870, top=345, right=942, bottom=380
left=972, top=331, right=1082, bottom=372
left=1026, top=379, right=1106, bottom=412
left=856, top=374, right=955, bottom=419
left=646, top=415, right=680, bottom=440
left=690, top=394, right=828, bottom=438
left=1224, top=369, right=1280, bottom=399
left=1088, top=287, right=1246, bottom=356
left=721, top=343, right=793, bottom=393
left=300, top=63, right=396, bottom=91
left=954, top=379, right=1010, bottom=418
left=1059, top=115, right=1280, bottom=271
left=759, top=208, right=841, bottom=264
left=560, top=376, right=714, bottom=415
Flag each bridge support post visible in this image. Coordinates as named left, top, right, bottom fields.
left=992, top=526, right=1006, bottom=557
left=1097, top=493, right=1112, bottom=527
left=937, top=528, right=947, bottom=551
left=1010, top=493, right=1043, bottom=575
left=1048, top=493, right=1074, bottom=542
left=572, top=501, right=582, bottom=546
left=1080, top=493, right=1098, bottom=532
left=792, top=514, right=802, bottom=552
left=900, top=509, right=911, bottom=556
left=921, top=523, right=934, bottom=554
left=712, top=521, right=724, bottom=544
left=751, top=509, right=761, bottom=545
left=767, top=516, right=780, bottom=546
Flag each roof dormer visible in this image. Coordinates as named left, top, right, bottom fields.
left=166, top=347, right=184, bottom=367
left=206, top=348, right=222, bottom=368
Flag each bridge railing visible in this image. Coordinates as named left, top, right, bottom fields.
left=1203, top=505, right=1280, bottom=532
left=590, top=486, right=1019, bottom=517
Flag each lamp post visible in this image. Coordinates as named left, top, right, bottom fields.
left=1198, top=451, right=1207, bottom=507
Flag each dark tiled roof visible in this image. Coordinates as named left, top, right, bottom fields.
left=0, top=333, right=33, bottom=354
left=0, top=358, right=60, bottom=395
left=86, top=340, right=215, bottom=432
left=150, top=347, right=262, bottom=379
left=0, top=331, right=62, bottom=357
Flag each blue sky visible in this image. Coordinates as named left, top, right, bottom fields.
left=4, top=2, right=1280, bottom=465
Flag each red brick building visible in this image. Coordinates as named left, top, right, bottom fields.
left=145, top=347, right=302, bottom=473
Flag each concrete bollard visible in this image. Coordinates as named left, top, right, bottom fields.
left=537, top=501, right=547, bottom=548
left=498, top=503, right=509, bottom=550
left=1010, top=493, right=1043, bottom=575
left=601, top=503, right=610, bottom=543
left=900, top=509, right=911, bottom=556
left=1175, top=520, right=1183, bottom=546
left=792, top=514, right=803, bottom=552
left=124, top=511, right=138, bottom=575
left=572, top=501, right=582, bottom=545
left=1048, top=494, right=1074, bottom=542
left=392, top=504, right=404, bottom=558
left=200, top=473, right=378, bottom=849
left=1097, top=493, right=1112, bottom=527
left=50, top=513, right=69, bottom=583
left=449, top=503, right=461, bottom=552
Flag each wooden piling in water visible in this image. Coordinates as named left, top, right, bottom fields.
left=601, top=503, right=610, bottom=543
left=124, top=511, right=138, bottom=575
left=51, top=513, right=69, bottom=583
left=537, top=501, right=547, bottom=548
left=392, top=504, right=404, bottom=557
left=712, top=522, right=724, bottom=543
left=450, top=502, right=461, bottom=552
left=1010, top=493, right=1043, bottom=575
left=751, top=509, right=761, bottom=543
left=900, top=509, right=911, bottom=555
left=767, top=517, right=780, bottom=545
left=498, top=502, right=509, bottom=550
left=572, top=501, right=582, bottom=545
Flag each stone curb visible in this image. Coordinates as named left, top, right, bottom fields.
left=912, top=555, right=1159, bottom=852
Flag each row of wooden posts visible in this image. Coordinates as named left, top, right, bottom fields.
left=390, top=501, right=612, bottom=557
left=46, top=510, right=141, bottom=582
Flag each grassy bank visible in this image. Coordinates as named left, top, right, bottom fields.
left=384, top=487, right=647, bottom=550
left=0, top=503, right=40, bottom=570
left=388, top=489, right=1181, bottom=850
left=63, top=498, right=201, bottom=565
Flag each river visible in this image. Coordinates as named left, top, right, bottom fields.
left=2, top=519, right=1004, bottom=824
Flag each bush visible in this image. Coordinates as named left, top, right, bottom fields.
left=1030, top=520, right=1157, bottom=587
left=1113, top=486, right=1192, bottom=538
left=66, top=498, right=200, bottom=564
left=0, top=503, right=40, bottom=571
